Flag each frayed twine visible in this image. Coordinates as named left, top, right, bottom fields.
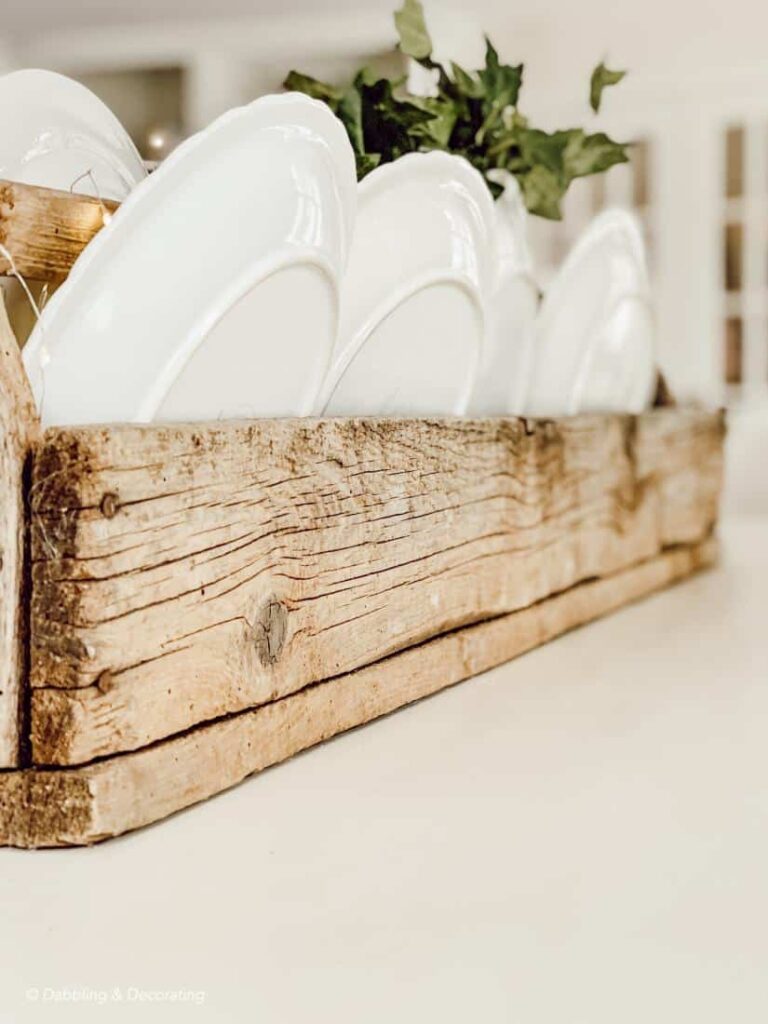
left=26, top=468, right=76, bottom=563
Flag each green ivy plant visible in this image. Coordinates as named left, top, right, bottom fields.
left=284, top=0, right=628, bottom=220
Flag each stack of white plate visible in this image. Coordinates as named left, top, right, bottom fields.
left=2, top=70, right=657, bottom=427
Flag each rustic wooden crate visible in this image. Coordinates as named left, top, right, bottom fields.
left=0, top=184, right=725, bottom=847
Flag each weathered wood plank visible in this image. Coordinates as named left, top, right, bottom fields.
left=28, top=409, right=724, bottom=766
left=0, top=180, right=116, bottom=283
left=634, top=406, right=725, bottom=543
left=1, top=537, right=717, bottom=847
left=0, top=292, right=40, bottom=766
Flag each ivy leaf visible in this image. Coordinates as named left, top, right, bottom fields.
left=564, top=130, right=629, bottom=177
left=518, top=128, right=571, bottom=176
left=356, top=65, right=381, bottom=88
left=471, top=39, right=523, bottom=146
left=338, top=87, right=364, bottom=155
left=283, top=70, right=342, bottom=106
left=519, top=165, right=567, bottom=220
left=394, top=0, right=433, bottom=61
left=450, top=62, right=484, bottom=99
left=590, top=62, right=626, bottom=113
left=409, top=96, right=457, bottom=148
left=478, top=38, right=523, bottom=110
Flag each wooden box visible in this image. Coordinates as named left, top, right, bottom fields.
left=0, top=183, right=725, bottom=847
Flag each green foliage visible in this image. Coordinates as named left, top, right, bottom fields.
left=394, top=0, right=433, bottom=60
left=283, top=70, right=342, bottom=105
left=589, top=62, right=626, bottom=113
left=283, top=1, right=630, bottom=220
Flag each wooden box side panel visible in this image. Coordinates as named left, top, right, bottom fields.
left=635, top=407, right=725, bottom=544
left=0, top=294, right=39, bottom=766
left=1, top=537, right=716, bottom=847
left=28, top=410, right=724, bottom=766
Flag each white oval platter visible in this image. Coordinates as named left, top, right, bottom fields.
left=527, top=208, right=656, bottom=417
left=23, top=93, right=357, bottom=427
left=0, top=69, right=146, bottom=200
left=319, top=151, right=497, bottom=417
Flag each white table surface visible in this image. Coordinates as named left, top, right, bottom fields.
left=1, top=516, right=766, bottom=1024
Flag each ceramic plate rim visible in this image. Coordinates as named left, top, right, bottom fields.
left=538, top=207, right=649, bottom=325
left=356, top=150, right=498, bottom=302
left=0, top=68, right=146, bottom=192
left=534, top=207, right=653, bottom=413
left=318, top=271, right=485, bottom=416
left=27, top=91, right=356, bottom=341
left=23, top=92, right=357, bottom=422
left=322, top=151, right=497, bottom=417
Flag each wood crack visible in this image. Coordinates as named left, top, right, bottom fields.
left=26, top=536, right=716, bottom=771
left=24, top=410, right=725, bottom=763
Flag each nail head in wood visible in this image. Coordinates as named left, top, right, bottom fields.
left=96, top=669, right=115, bottom=695
left=100, top=492, right=121, bottom=519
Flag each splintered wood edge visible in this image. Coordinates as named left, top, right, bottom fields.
left=0, top=292, right=40, bottom=766
left=0, top=180, right=117, bottom=283
left=0, top=537, right=716, bottom=848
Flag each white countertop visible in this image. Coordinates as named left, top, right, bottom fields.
left=1, top=516, right=766, bottom=1024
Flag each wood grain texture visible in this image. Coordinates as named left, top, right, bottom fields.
left=0, top=180, right=116, bottom=284
left=0, top=537, right=717, bottom=847
left=28, top=408, right=724, bottom=766
left=0, top=292, right=40, bottom=766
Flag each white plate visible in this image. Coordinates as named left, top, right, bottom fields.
left=23, top=93, right=357, bottom=426
left=0, top=69, right=146, bottom=200
left=527, top=208, right=656, bottom=416
left=319, top=152, right=497, bottom=417
left=571, top=293, right=656, bottom=414
left=468, top=172, right=538, bottom=416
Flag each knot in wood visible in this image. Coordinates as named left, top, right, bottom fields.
left=253, top=598, right=288, bottom=667
left=100, top=492, right=121, bottom=519
left=96, top=669, right=115, bottom=694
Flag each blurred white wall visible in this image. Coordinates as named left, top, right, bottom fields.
left=483, top=0, right=768, bottom=103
